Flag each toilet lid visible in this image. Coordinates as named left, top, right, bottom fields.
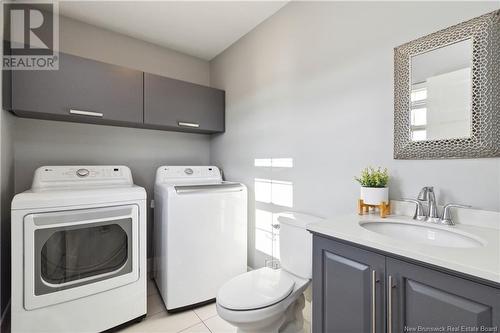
left=217, top=267, right=295, bottom=311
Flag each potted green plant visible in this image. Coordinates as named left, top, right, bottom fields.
left=355, top=167, right=389, bottom=205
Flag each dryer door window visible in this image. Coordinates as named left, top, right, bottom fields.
left=35, top=219, right=132, bottom=295
left=40, top=223, right=128, bottom=284
left=24, top=205, right=140, bottom=310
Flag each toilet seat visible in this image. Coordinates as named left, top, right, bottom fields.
left=217, top=268, right=295, bottom=311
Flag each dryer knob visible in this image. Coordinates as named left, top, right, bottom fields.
left=76, top=168, right=90, bottom=177
left=184, top=168, right=194, bottom=175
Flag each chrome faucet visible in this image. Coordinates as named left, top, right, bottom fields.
left=417, top=186, right=440, bottom=223
left=403, top=186, right=472, bottom=226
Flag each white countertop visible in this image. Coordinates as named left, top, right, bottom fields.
left=307, top=204, right=500, bottom=285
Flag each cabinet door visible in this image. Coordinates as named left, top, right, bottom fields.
left=144, top=73, right=225, bottom=133
left=9, top=53, right=143, bottom=126
left=387, top=258, right=500, bottom=332
left=312, top=236, right=385, bottom=333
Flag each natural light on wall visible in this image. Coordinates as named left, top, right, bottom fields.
left=254, top=179, right=293, bottom=207
left=253, top=158, right=293, bottom=263
left=255, top=209, right=279, bottom=260
left=254, top=158, right=294, bottom=168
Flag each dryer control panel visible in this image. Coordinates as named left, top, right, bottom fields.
left=32, top=166, right=133, bottom=190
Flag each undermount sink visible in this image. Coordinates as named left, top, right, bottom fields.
left=359, top=221, right=486, bottom=248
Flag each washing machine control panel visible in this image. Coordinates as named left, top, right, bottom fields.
left=76, top=168, right=90, bottom=177
left=158, top=166, right=221, bottom=182
left=32, top=166, right=133, bottom=190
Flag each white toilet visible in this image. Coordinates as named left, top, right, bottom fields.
left=216, top=212, right=323, bottom=333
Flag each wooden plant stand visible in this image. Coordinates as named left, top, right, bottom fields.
left=358, top=199, right=390, bottom=218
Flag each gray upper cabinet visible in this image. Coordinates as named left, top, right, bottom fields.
left=313, top=236, right=386, bottom=333
left=5, top=53, right=143, bottom=126
left=387, top=258, right=500, bottom=332
left=3, top=53, right=225, bottom=134
left=144, top=73, right=225, bottom=133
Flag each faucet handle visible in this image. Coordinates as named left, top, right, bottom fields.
left=417, top=186, right=434, bottom=201
left=401, top=199, right=426, bottom=221
left=440, top=203, right=472, bottom=225
left=417, top=188, right=427, bottom=201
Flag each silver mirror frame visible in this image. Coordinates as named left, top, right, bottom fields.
left=394, top=10, right=500, bottom=159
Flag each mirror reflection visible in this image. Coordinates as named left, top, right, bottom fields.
left=410, top=38, right=473, bottom=141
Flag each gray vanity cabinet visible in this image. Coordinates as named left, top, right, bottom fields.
left=5, top=53, right=143, bottom=126
left=387, top=258, right=500, bottom=332
left=144, top=73, right=225, bottom=133
left=312, top=235, right=500, bottom=333
left=312, top=236, right=386, bottom=333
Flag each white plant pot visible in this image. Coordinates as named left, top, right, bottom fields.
left=360, top=187, right=389, bottom=205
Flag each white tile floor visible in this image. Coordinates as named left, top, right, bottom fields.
left=117, top=278, right=312, bottom=333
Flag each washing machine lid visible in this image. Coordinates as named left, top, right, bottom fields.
left=217, top=267, right=295, bottom=311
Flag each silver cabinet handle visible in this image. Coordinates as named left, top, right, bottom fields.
left=388, top=275, right=393, bottom=333
left=371, top=270, right=377, bottom=333
left=178, top=121, right=200, bottom=128
left=69, top=109, right=103, bottom=117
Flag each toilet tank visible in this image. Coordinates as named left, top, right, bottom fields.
left=277, top=212, right=324, bottom=279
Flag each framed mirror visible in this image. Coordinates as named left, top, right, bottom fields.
left=394, top=10, right=499, bottom=159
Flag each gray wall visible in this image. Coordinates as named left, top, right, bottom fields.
left=0, top=110, right=14, bottom=328
left=209, top=1, right=500, bottom=268
left=57, top=7, right=210, bottom=86
left=0, top=1, right=15, bottom=324
left=12, top=14, right=212, bottom=261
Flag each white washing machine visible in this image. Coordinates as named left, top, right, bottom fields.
left=154, top=166, right=247, bottom=311
left=11, top=166, right=147, bottom=333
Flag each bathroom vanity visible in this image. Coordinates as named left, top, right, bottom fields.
left=308, top=206, right=500, bottom=333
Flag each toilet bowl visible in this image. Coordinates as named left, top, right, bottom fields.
left=217, top=267, right=310, bottom=333
left=216, top=212, right=324, bottom=333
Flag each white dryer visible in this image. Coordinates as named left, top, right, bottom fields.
left=154, top=166, right=247, bottom=311
left=11, top=166, right=147, bottom=333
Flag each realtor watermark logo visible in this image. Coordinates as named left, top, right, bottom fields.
left=3, top=1, right=59, bottom=70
